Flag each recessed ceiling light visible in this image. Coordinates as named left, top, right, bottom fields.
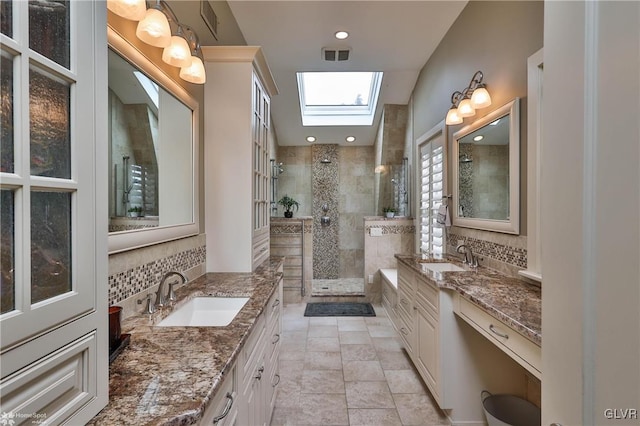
left=345, top=136, right=356, bottom=142
left=473, top=135, right=484, bottom=142
left=489, top=119, right=500, bottom=126
left=306, top=136, right=316, bottom=143
left=335, top=31, right=349, bottom=40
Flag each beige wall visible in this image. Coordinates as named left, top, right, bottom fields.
left=408, top=1, right=543, bottom=272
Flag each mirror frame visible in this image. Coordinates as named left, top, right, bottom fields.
left=452, top=98, right=520, bottom=234
left=107, top=25, right=200, bottom=253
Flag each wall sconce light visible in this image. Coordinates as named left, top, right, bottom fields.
left=107, top=0, right=146, bottom=21
left=108, top=0, right=206, bottom=84
left=445, top=71, right=492, bottom=125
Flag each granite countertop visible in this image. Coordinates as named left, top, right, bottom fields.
left=395, top=254, right=541, bottom=345
left=89, top=257, right=284, bottom=426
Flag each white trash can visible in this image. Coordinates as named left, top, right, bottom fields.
left=481, top=390, right=541, bottom=426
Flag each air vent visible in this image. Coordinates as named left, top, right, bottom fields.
left=200, top=0, right=219, bottom=41
left=322, top=47, right=351, bottom=62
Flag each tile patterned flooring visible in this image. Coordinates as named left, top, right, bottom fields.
left=271, top=303, right=450, bottom=426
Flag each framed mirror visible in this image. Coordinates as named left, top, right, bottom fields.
left=452, top=98, right=520, bottom=234
left=108, top=26, right=199, bottom=253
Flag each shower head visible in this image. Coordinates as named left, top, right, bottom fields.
left=459, top=154, right=473, bottom=163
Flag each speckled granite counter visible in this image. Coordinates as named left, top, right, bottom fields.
left=395, top=254, right=541, bottom=345
left=89, top=257, right=284, bottom=426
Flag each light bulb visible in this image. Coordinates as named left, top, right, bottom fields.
left=162, top=36, right=192, bottom=67
left=471, top=86, right=492, bottom=109
left=180, top=56, right=206, bottom=84
left=107, top=0, right=146, bottom=21
left=136, top=8, right=171, bottom=48
left=445, top=107, right=463, bottom=125
left=457, top=98, right=475, bottom=117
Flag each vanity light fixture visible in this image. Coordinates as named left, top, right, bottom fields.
left=107, top=0, right=146, bottom=21
left=136, top=4, right=171, bottom=47
left=445, top=71, right=492, bottom=125
left=335, top=31, right=349, bottom=40
left=306, top=136, right=316, bottom=143
left=109, top=0, right=207, bottom=84
left=345, top=136, right=356, bottom=142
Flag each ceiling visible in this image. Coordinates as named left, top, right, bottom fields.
left=177, top=1, right=466, bottom=146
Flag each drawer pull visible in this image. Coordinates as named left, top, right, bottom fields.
left=272, top=374, right=281, bottom=387
left=213, top=392, right=235, bottom=424
left=401, top=298, right=408, bottom=305
left=255, top=366, right=264, bottom=380
left=260, top=247, right=268, bottom=253
left=272, top=333, right=280, bottom=344
left=489, top=324, right=509, bottom=339
left=272, top=298, right=281, bottom=308
left=400, top=327, right=408, bottom=336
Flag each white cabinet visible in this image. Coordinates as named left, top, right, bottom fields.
left=203, top=47, right=278, bottom=272
left=396, top=265, right=453, bottom=408
left=395, top=263, right=416, bottom=356
left=381, top=272, right=397, bottom=326
left=200, top=366, right=237, bottom=426
left=236, top=277, right=282, bottom=426
left=0, top=2, right=107, bottom=423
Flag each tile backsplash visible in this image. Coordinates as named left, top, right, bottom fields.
left=108, top=234, right=206, bottom=316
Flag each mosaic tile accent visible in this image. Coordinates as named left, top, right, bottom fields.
left=365, top=224, right=415, bottom=235
left=108, top=245, right=206, bottom=305
left=270, top=220, right=313, bottom=234
left=312, top=144, right=339, bottom=279
left=448, top=232, right=527, bottom=269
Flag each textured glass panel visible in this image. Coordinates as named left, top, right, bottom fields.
left=30, top=66, right=71, bottom=178
left=29, top=0, right=70, bottom=69
left=1, top=51, right=14, bottom=173
left=1, top=1, right=12, bottom=37
left=1, top=189, right=15, bottom=314
left=31, top=191, right=71, bottom=304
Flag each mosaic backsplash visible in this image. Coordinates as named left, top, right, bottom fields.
left=365, top=223, right=415, bottom=235
left=108, top=245, right=206, bottom=305
left=312, top=144, right=339, bottom=279
left=448, top=232, right=527, bottom=269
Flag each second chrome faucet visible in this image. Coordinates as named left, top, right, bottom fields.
left=156, top=271, right=188, bottom=307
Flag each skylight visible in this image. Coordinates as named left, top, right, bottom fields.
left=297, top=71, right=383, bottom=126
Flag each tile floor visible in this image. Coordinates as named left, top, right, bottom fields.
left=270, top=303, right=450, bottom=426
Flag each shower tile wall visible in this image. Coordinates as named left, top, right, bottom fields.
left=277, top=144, right=375, bottom=282
left=339, top=146, right=375, bottom=277
left=312, top=144, right=339, bottom=279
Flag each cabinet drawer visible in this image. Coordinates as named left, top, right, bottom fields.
left=200, top=366, right=236, bottom=426
left=1, top=332, right=97, bottom=424
left=239, top=313, right=266, bottom=386
left=252, top=232, right=270, bottom=269
left=456, top=296, right=541, bottom=379
left=416, top=275, right=438, bottom=316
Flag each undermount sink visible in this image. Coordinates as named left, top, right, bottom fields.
left=157, top=297, right=249, bottom=327
left=422, top=262, right=466, bottom=273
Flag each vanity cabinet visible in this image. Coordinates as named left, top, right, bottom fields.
left=203, top=47, right=278, bottom=272
left=200, top=367, right=237, bottom=425
left=0, top=2, right=108, bottom=423
left=454, top=295, right=541, bottom=379
left=236, top=275, right=282, bottom=426
left=380, top=271, right=398, bottom=326
left=395, top=263, right=416, bottom=356
left=396, top=264, right=456, bottom=409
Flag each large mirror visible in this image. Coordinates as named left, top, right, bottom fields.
left=108, top=26, right=199, bottom=253
left=452, top=98, right=520, bottom=234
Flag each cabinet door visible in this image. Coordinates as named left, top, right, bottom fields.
left=251, top=73, right=270, bottom=269
left=0, top=0, right=107, bottom=422
left=415, top=308, right=439, bottom=398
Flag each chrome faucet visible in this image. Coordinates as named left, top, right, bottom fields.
left=456, top=243, right=478, bottom=267
left=156, top=271, right=188, bottom=307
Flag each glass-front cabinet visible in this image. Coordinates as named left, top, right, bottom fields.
left=0, top=1, right=108, bottom=422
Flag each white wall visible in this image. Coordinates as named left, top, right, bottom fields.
left=542, top=1, right=640, bottom=424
